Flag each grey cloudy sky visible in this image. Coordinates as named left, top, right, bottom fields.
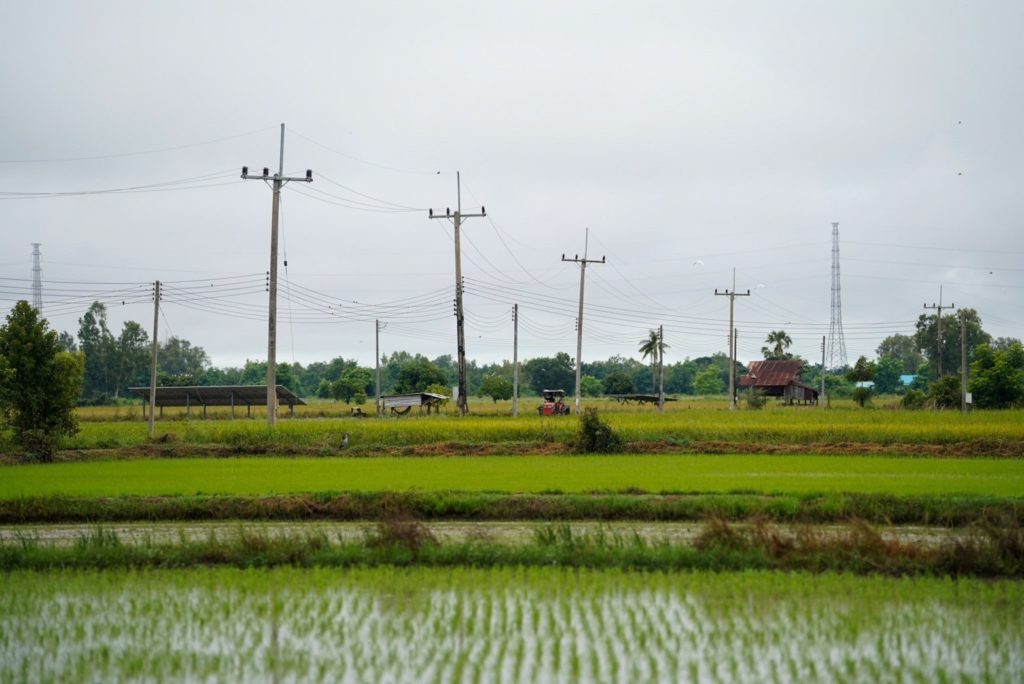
left=2, top=1, right=1022, bottom=370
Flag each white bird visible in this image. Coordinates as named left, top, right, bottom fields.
left=340, top=433, right=350, bottom=449
left=693, top=259, right=704, bottom=266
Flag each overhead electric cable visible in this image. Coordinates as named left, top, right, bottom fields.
left=0, top=126, right=276, bottom=164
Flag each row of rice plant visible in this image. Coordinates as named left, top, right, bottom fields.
left=61, top=407, right=1024, bottom=452
left=4, top=454, right=1023, bottom=499
left=1, top=567, right=1021, bottom=682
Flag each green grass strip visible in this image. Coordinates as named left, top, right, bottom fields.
left=2, top=521, right=1021, bottom=577
left=2, top=454, right=1023, bottom=498
left=2, top=491, right=1021, bottom=526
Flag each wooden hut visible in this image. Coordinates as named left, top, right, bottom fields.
left=739, top=360, right=819, bottom=405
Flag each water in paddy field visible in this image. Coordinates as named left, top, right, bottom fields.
left=1, top=567, right=1021, bottom=683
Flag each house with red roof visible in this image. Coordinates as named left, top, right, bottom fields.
left=739, top=360, right=819, bottom=405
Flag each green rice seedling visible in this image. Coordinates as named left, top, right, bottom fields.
left=4, top=454, right=1023, bottom=500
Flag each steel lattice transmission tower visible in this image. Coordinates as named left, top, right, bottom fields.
left=31, top=243, right=43, bottom=315
left=826, top=222, right=848, bottom=369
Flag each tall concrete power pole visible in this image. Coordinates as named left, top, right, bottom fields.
left=148, top=281, right=160, bottom=437
left=960, top=310, right=969, bottom=413
left=923, top=285, right=954, bottom=377
left=562, top=229, right=605, bottom=415
left=715, top=268, right=750, bottom=410
left=512, top=304, right=520, bottom=418
left=375, top=320, right=386, bottom=417
left=429, top=172, right=485, bottom=416
left=241, top=123, right=313, bottom=427
left=820, top=335, right=826, bottom=407
left=658, top=324, right=666, bottom=413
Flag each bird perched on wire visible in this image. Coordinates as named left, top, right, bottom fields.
left=340, top=433, right=350, bottom=449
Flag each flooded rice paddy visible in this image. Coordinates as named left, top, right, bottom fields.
left=2, top=566, right=1021, bottom=683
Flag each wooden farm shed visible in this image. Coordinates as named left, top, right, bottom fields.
left=381, top=392, right=448, bottom=416
left=128, top=385, right=305, bottom=420
left=739, top=360, right=819, bottom=405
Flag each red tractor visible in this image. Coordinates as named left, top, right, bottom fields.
left=538, top=389, right=571, bottom=416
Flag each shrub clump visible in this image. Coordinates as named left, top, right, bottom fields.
left=367, top=515, right=437, bottom=557
left=745, top=389, right=766, bottom=410
left=901, top=389, right=927, bottom=409
left=572, top=407, right=622, bottom=453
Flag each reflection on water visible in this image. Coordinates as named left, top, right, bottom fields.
left=1, top=567, right=1021, bottom=683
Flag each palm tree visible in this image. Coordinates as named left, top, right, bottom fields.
left=762, top=330, right=793, bottom=360
left=638, top=329, right=670, bottom=392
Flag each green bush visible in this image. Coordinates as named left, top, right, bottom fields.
left=851, top=387, right=873, bottom=408
left=745, top=389, right=766, bottom=410
left=928, top=376, right=961, bottom=410
left=901, top=390, right=927, bottom=409
left=572, top=407, right=622, bottom=453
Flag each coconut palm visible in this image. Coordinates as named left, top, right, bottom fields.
left=638, top=329, right=670, bottom=392
left=762, top=330, right=793, bottom=360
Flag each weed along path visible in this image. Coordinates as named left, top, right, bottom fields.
left=0, top=520, right=977, bottom=548
left=2, top=454, right=1023, bottom=498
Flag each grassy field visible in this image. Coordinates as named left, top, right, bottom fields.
left=48, top=407, right=1024, bottom=454
left=4, top=404, right=1022, bottom=680
left=2, top=567, right=1020, bottom=682
left=3, top=454, right=1023, bottom=498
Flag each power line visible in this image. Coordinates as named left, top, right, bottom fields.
left=846, top=239, right=1024, bottom=257
left=0, top=169, right=239, bottom=200
left=0, top=126, right=276, bottom=164
left=288, top=128, right=440, bottom=176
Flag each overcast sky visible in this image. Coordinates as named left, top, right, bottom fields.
left=2, top=1, right=1021, bottom=371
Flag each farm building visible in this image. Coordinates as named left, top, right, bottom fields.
left=128, top=385, right=305, bottom=419
left=381, top=392, right=448, bottom=416
left=739, top=360, right=819, bottom=405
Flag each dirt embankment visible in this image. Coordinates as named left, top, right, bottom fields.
left=1, top=438, right=1019, bottom=464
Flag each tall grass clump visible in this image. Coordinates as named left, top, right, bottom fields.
left=572, top=408, right=622, bottom=453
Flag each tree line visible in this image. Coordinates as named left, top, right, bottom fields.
left=35, top=301, right=1024, bottom=409
left=51, top=301, right=761, bottom=404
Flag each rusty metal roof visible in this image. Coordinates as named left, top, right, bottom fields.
left=128, top=385, right=305, bottom=407
left=739, top=360, right=805, bottom=388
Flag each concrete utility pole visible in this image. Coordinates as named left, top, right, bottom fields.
left=820, top=335, right=826, bottom=408
left=715, top=268, right=750, bottom=410
left=960, top=310, right=969, bottom=413
left=734, top=327, right=739, bottom=406
left=148, top=280, right=160, bottom=437
left=512, top=304, right=520, bottom=418
left=658, top=324, right=665, bottom=413
left=241, top=123, right=313, bottom=427
left=923, top=285, right=954, bottom=377
left=375, top=320, right=386, bottom=417
left=562, top=229, right=606, bottom=415
left=429, top=172, right=485, bottom=416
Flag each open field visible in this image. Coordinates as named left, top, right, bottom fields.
left=2, top=567, right=1021, bottom=682
left=3, top=454, right=1024, bottom=499
left=3, top=407, right=1022, bottom=680
left=43, top=407, right=1024, bottom=457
